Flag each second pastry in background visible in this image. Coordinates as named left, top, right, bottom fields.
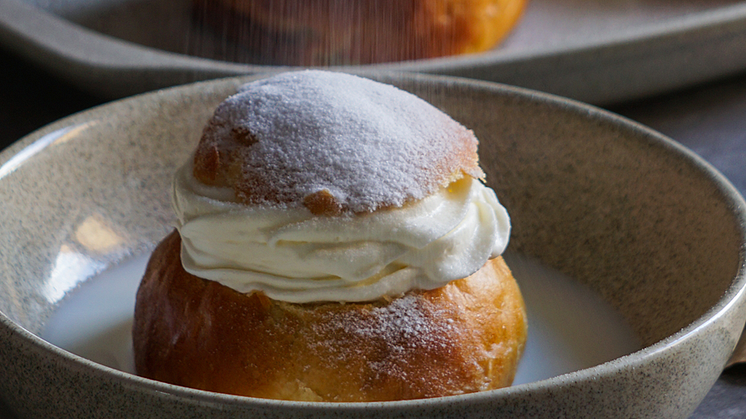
left=192, top=0, right=528, bottom=65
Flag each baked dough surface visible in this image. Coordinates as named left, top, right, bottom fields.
left=133, top=230, right=527, bottom=402
left=192, top=70, right=484, bottom=214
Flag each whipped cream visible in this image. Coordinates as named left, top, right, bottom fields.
left=172, top=162, right=511, bottom=303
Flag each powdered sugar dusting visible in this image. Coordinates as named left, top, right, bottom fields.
left=320, top=294, right=455, bottom=342
left=305, top=292, right=476, bottom=394
left=198, top=70, right=482, bottom=212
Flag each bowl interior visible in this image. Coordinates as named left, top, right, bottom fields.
left=0, top=72, right=743, bottom=367
left=411, top=80, right=744, bottom=347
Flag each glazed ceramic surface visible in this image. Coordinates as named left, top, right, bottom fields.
left=2, top=0, right=746, bottom=104
left=0, top=73, right=744, bottom=418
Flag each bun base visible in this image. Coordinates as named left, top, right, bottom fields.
left=133, top=230, right=527, bottom=402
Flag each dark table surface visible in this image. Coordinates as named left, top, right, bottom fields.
left=1, top=46, right=745, bottom=418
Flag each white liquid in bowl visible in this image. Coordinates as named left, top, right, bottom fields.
left=41, top=253, right=641, bottom=386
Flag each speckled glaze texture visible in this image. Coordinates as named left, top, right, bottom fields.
left=0, top=73, right=744, bottom=418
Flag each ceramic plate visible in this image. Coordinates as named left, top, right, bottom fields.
left=2, top=0, right=746, bottom=103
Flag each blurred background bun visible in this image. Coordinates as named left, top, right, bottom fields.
left=192, top=0, right=527, bottom=65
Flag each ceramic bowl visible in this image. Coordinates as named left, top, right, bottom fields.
left=0, top=73, right=744, bottom=418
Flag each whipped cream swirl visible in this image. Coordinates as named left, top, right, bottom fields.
left=173, top=163, right=511, bottom=303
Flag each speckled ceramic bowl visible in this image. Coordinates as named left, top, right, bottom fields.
left=0, top=73, right=744, bottom=418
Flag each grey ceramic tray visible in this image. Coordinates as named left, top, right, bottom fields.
left=2, top=0, right=746, bottom=103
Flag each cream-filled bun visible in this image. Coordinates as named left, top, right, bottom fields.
left=133, top=70, right=527, bottom=402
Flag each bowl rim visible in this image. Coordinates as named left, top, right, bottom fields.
left=1, top=71, right=745, bottom=411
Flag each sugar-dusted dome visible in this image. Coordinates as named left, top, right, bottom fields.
left=193, top=70, right=484, bottom=214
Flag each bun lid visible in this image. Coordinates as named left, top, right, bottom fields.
left=193, top=70, right=484, bottom=215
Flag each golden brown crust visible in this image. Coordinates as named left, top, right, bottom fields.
left=133, top=231, right=527, bottom=401
left=193, top=0, right=527, bottom=66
